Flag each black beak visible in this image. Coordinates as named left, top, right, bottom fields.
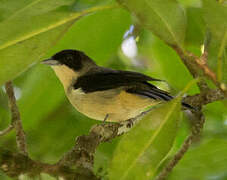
left=41, top=59, right=59, bottom=66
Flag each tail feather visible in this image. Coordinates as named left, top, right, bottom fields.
left=126, top=88, right=196, bottom=110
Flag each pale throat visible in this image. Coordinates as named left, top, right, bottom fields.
left=52, top=65, right=78, bottom=91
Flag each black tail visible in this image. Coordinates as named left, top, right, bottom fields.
left=127, top=87, right=196, bottom=111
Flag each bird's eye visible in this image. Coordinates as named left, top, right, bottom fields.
left=66, top=56, right=73, bottom=61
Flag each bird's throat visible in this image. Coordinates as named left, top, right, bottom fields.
left=52, top=65, right=78, bottom=91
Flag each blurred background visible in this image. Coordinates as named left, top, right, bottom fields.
left=0, top=0, right=227, bottom=179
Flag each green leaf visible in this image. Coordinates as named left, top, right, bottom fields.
left=203, top=0, right=227, bottom=82
left=48, top=8, right=131, bottom=65
left=0, top=0, right=115, bottom=85
left=109, top=99, right=181, bottom=180
left=117, top=0, right=186, bottom=49
left=203, top=0, right=227, bottom=41
left=17, top=65, right=65, bottom=129
left=185, top=7, right=206, bottom=49
left=169, top=139, right=227, bottom=180
left=137, top=31, right=199, bottom=93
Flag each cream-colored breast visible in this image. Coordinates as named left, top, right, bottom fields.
left=67, top=88, right=156, bottom=122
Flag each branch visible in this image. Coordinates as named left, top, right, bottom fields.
left=172, top=45, right=227, bottom=96
left=0, top=125, right=14, bottom=136
left=155, top=43, right=227, bottom=180
left=0, top=79, right=225, bottom=179
left=0, top=149, right=99, bottom=180
left=183, top=88, right=225, bottom=108
left=0, top=121, right=137, bottom=180
left=4, top=82, right=27, bottom=155
left=172, top=46, right=209, bottom=91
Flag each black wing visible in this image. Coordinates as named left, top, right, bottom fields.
left=74, top=68, right=162, bottom=93
left=73, top=67, right=194, bottom=109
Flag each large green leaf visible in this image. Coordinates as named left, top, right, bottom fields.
left=203, top=0, right=227, bottom=82
left=185, top=7, right=206, bottom=51
left=169, top=139, right=227, bottom=180
left=117, top=0, right=186, bottom=49
left=109, top=99, right=181, bottom=180
left=48, top=8, right=131, bottom=64
left=0, top=0, right=115, bottom=85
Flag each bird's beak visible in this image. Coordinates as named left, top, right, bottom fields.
left=41, top=59, right=59, bottom=66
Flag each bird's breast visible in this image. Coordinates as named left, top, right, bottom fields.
left=66, top=88, right=155, bottom=122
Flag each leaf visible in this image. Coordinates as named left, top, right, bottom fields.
left=0, top=0, right=115, bottom=85
left=137, top=31, right=199, bottom=93
left=109, top=99, right=181, bottom=180
left=203, top=0, right=227, bottom=82
left=185, top=7, right=206, bottom=49
left=203, top=0, right=227, bottom=41
left=117, top=0, right=186, bottom=49
left=48, top=7, right=132, bottom=64
left=169, top=139, right=227, bottom=180
left=17, top=65, right=65, bottom=129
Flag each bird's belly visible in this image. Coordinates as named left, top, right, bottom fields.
left=67, top=88, right=155, bottom=122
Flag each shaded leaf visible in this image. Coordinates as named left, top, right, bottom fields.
left=169, top=139, right=227, bottom=180
left=109, top=99, right=181, bottom=180
left=17, top=65, right=65, bottom=129
left=203, top=0, right=227, bottom=82
left=185, top=7, right=206, bottom=50
left=203, top=0, right=227, bottom=40
left=137, top=31, right=199, bottom=93
left=117, top=0, right=186, bottom=49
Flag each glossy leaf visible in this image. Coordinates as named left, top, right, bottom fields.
left=0, top=0, right=115, bottom=85
left=117, top=0, right=186, bottom=49
left=109, top=99, right=181, bottom=180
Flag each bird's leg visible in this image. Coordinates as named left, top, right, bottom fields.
left=126, top=119, right=134, bottom=128
left=103, top=114, right=109, bottom=123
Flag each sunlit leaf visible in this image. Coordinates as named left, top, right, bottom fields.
left=0, top=0, right=115, bottom=85
left=117, top=0, right=186, bottom=49
left=109, top=99, right=181, bottom=180
left=48, top=8, right=131, bottom=64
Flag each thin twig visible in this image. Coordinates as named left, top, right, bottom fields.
left=183, top=88, right=225, bottom=108
left=5, top=81, right=27, bottom=155
left=155, top=134, right=194, bottom=180
left=155, top=112, right=205, bottom=180
left=0, top=125, right=14, bottom=136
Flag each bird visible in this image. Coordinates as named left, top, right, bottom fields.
left=42, top=49, right=192, bottom=122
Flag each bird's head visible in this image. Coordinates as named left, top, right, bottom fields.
left=42, top=49, right=96, bottom=71
left=42, top=49, right=96, bottom=89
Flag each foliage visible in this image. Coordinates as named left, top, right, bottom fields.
left=0, top=0, right=226, bottom=179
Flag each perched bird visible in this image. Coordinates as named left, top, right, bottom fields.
left=42, top=49, right=191, bottom=122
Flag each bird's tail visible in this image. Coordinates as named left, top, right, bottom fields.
left=127, top=87, right=196, bottom=110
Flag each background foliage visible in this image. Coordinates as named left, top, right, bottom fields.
left=0, top=0, right=226, bottom=179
